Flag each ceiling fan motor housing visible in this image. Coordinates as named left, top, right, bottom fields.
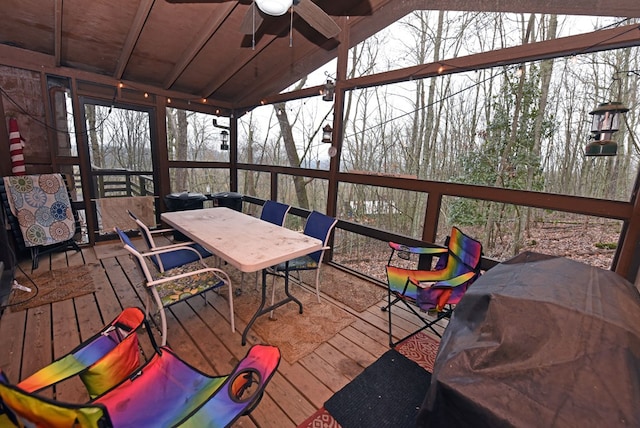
left=255, top=0, right=293, bottom=16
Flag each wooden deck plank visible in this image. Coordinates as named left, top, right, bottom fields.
left=339, top=324, right=389, bottom=357
left=0, top=310, right=26, bottom=382
left=276, top=359, right=334, bottom=409
left=313, top=342, right=364, bottom=381
left=93, top=258, right=128, bottom=321
left=328, top=332, right=379, bottom=368
left=51, top=299, right=87, bottom=403
left=299, top=351, right=351, bottom=393
left=21, top=306, right=53, bottom=396
left=266, top=372, right=317, bottom=426
left=249, top=394, right=294, bottom=428
left=350, top=318, right=392, bottom=348
left=108, top=254, right=160, bottom=358
left=167, top=301, right=230, bottom=374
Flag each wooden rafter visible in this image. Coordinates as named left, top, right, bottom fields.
left=163, top=3, right=238, bottom=91
left=114, top=0, right=155, bottom=80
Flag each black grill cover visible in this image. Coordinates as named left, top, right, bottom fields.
left=418, top=251, right=640, bottom=428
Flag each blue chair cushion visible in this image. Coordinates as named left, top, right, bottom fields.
left=153, top=244, right=211, bottom=271
left=274, top=255, right=318, bottom=272
left=190, top=243, right=213, bottom=258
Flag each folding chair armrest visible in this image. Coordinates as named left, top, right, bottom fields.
left=139, top=245, right=204, bottom=261
left=150, top=241, right=204, bottom=252
left=415, top=271, right=477, bottom=289
left=149, top=228, right=175, bottom=235
left=389, top=242, right=448, bottom=255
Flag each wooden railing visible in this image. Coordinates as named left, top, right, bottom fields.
left=83, top=167, right=155, bottom=198
left=235, top=163, right=637, bottom=281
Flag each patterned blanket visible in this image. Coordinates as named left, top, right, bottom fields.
left=3, top=174, right=76, bottom=248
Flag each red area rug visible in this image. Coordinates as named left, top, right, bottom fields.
left=395, top=331, right=439, bottom=372
left=297, top=332, right=440, bottom=428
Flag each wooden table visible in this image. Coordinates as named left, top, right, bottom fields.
left=161, top=207, right=323, bottom=345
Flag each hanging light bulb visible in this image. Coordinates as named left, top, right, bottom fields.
left=255, top=0, right=292, bottom=16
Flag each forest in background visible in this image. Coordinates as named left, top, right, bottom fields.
left=83, top=11, right=639, bottom=268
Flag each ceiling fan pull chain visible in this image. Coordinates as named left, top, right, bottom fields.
left=252, top=1, right=256, bottom=50
left=289, top=6, right=293, bottom=47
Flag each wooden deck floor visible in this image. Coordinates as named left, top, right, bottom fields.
left=0, top=241, right=443, bottom=427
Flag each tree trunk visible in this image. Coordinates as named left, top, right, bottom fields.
left=274, top=101, right=309, bottom=209
left=521, top=15, right=557, bottom=245
left=86, top=104, right=102, bottom=168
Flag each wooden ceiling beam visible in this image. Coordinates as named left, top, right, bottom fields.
left=201, top=33, right=280, bottom=99
left=114, top=0, right=154, bottom=80
left=0, top=44, right=234, bottom=110
left=163, top=3, right=237, bottom=91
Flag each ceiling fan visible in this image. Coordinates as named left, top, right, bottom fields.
left=166, top=0, right=341, bottom=40
left=242, top=0, right=340, bottom=39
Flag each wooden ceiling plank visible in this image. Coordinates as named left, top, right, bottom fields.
left=114, top=0, right=155, bottom=80
left=201, top=33, right=280, bottom=98
left=163, top=3, right=237, bottom=90
left=233, top=37, right=338, bottom=107
left=54, top=0, right=63, bottom=66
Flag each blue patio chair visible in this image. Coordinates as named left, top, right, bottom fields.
left=260, top=200, right=290, bottom=226
left=127, top=209, right=213, bottom=272
left=243, top=200, right=292, bottom=290
left=115, top=227, right=234, bottom=346
left=267, top=210, right=337, bottom=304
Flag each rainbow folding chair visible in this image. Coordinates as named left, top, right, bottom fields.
left=16, top=307, right=145, bottom=399
left=383, top=226, right=482, bottom=346
left=0, top=312, right=281, bottom=427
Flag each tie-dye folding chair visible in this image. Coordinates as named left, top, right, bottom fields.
left=384, top=226, right=482, bottom=346
left=0, top=312, right=281, bottom=427
left=16, top=307, right=145, bottom=399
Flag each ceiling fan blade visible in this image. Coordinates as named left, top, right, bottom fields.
left=294, top=0, right=341, bottom=39
left=240, top=2, right=265, bottom=34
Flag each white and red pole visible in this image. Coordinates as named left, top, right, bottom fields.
left=8, top=117, right=25, bottom=175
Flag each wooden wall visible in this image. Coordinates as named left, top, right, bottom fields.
left=0, top=65, right=52, bottom=177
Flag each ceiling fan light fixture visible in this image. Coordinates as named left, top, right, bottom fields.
left=255, top=0, right=293, bottom=16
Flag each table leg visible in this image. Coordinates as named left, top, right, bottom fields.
left=241, top=262, right=304, bottom=346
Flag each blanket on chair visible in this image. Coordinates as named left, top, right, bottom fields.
left=3, top=174, right=76, bottom=247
